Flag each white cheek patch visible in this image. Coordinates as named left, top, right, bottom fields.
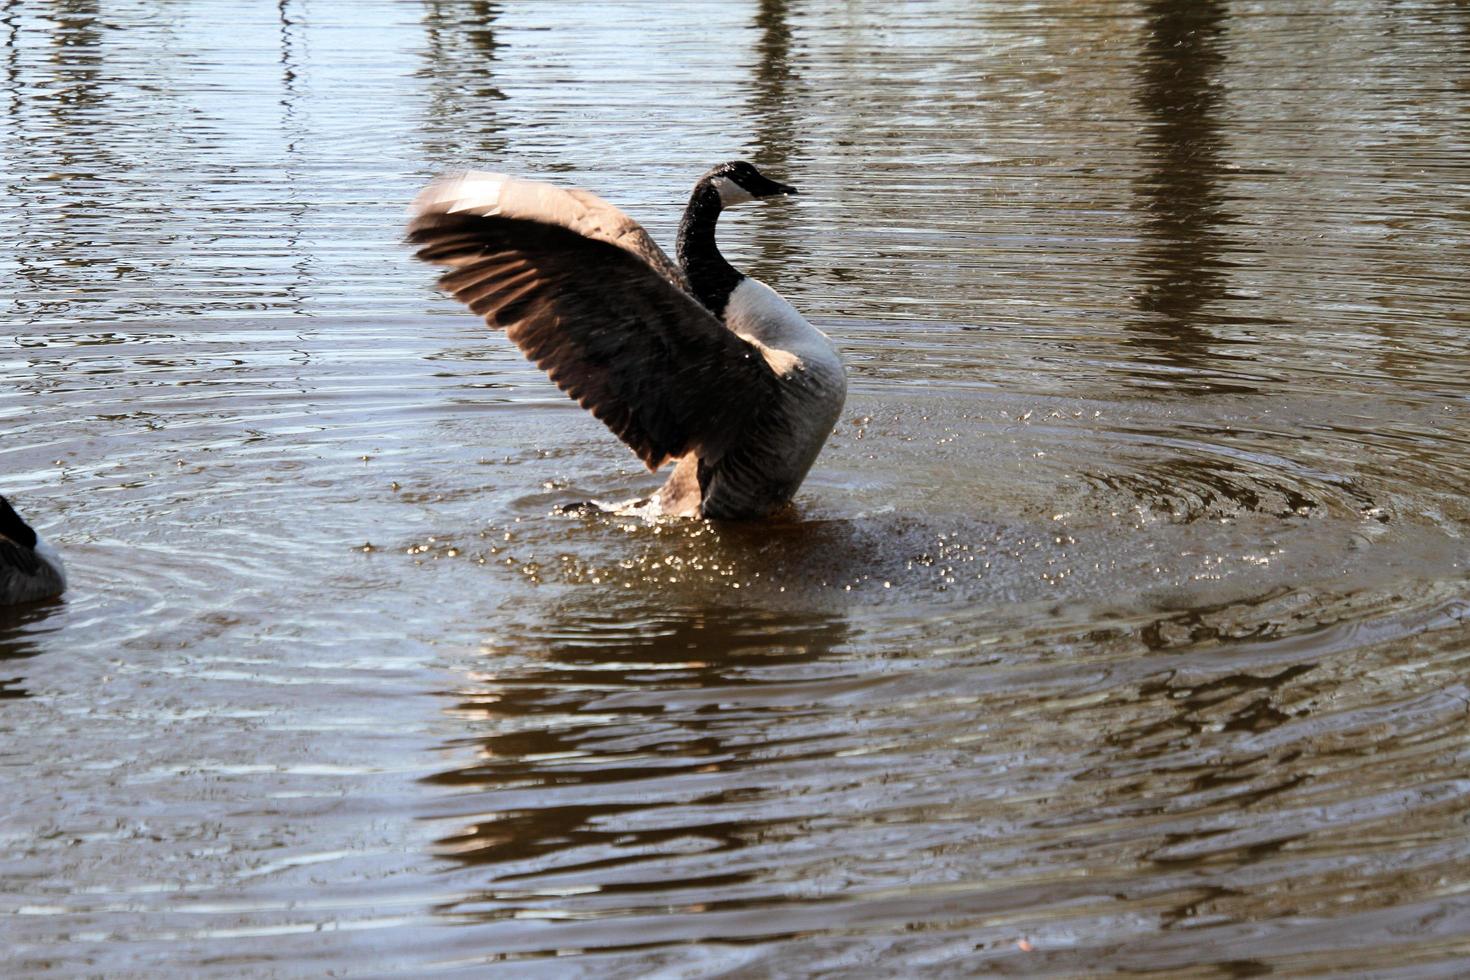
left=712, top=175, right=755, bottom=207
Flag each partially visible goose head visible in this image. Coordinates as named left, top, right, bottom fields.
left=0, top=495, right=66, bottom=606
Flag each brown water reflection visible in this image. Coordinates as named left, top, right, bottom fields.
left=1130, top=0, right=1256, bottom=394
left=412, top=580, right=1470, bottom=971
left=430, top=605, right=847, bottom=875
left=2, top=0, right=1469, bottom=975
left=419, top=1, right=507, bottom=162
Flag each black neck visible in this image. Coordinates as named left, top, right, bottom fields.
left=676, top=179, right=743, bottom=317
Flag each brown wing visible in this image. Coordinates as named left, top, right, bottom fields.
left=412, top=172, right=690, bottom=294
left=408, top=182, right=781, bottom=471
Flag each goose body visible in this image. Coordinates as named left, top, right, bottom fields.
left=409, top=161, right=846, bottom=520
left=0, top=496, right=66, bottom=606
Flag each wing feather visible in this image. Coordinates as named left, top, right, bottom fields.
left=409, top=175, right=781, bottom=471
left=412, top=171, right=690, bottom=292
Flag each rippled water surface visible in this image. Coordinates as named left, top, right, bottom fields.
left=4, top=0, right=1469, bottom=975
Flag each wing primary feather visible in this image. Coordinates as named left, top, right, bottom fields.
left=409, top=182, right=784, bottom=471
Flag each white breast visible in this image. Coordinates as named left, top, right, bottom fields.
left=725, top=277, right=845, bottom=388
left=713, top=277, right=847, bottom=512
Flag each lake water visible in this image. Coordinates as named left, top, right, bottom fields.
left=3, top=0, right=1469, bottom=974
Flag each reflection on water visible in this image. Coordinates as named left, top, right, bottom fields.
left=430, top=604, right=847, bottom=877
left=743, top=0, right=801, bottom=287
left=751, top=0, right=796, bottom=173
left=0, top=602, right=64, bottom=701
left=275, top=0, right=312, bottom=315
left=409, top=581, right=1470, bottom=971
left=2, top=0, right=1469, bottom=975
left=419, top=1, right=506, bottom=162
left=1130, top=0, right=1252, bottom=394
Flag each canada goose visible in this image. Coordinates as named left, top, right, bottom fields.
left=0, top=496, right=66, bottom=606
left=408, top=161, right=847, bottom=520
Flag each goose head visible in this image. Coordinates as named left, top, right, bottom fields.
left=706, top=160, right=797, bottom=207
left=678, top=161, right=799, bottom=316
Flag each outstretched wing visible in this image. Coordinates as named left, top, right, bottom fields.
left=412, top=172, right=691, bottom=295
left=408, top=172, right=781, bottom=471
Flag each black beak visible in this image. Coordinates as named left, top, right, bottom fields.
left=750, top=173, right=798, bottom=198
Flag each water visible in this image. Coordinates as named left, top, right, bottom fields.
left=3, top=0, right=1469, bottom=974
